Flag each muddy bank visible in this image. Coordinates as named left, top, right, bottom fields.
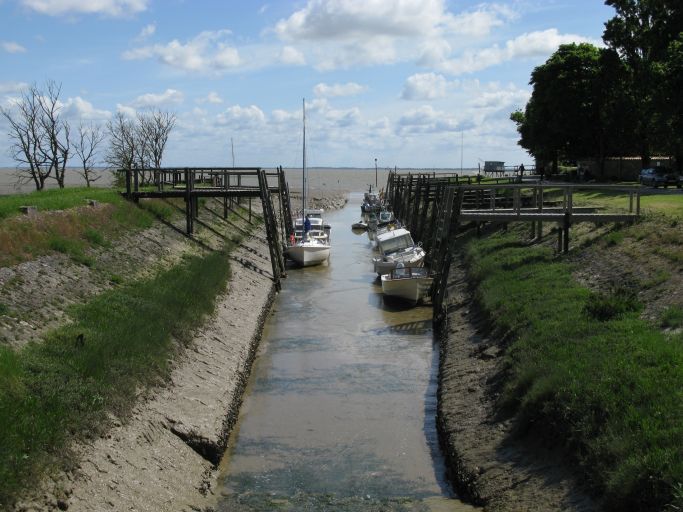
left=9, top=190, right=348, bottom=511
left=437, top=259, right=596, bottom=512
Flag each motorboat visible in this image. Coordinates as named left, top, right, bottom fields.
left=381, top=265, right=434, bottom=303
left=293, top=208, right=331, bottom=243
left=372, top=227, right=426, bottom=275
left=361, top=191, right=381, bottom=213
left=285, top=235, right=331, bottom=267
left=368, top=209, right=397, bottom=232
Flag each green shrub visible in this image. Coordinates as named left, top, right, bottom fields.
left=583, top=287, right=641, bottom=321
left=661, top=306, right=683, bottom=330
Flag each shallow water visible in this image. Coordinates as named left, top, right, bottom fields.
left=215, top=193, right=477, bottom=511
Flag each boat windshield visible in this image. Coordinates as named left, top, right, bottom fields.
left=380, top=234, right=414, bottom=255
left=379, top=211, right=393, bottom=222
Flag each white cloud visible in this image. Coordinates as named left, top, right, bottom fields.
left=137, top=23, right=156, bottom=40
left=123, top=30, right=241, bottom=73
left=469, top=87, right=530, bottom=110
left=2, top=41, right=27, bottom=53
left=313, top=82, right=366, bottom=97
left=61, top=96, right=111, bottom=120
left=20, top=0, right=148, bottom=17
left=131, top=88, right=184, bottom=108
left=271, top=0, right=518, bottom=70
left=0, top=81, right=29, bottom=94
left=116, top=103, right=137, bottom=118
left=279, top=45, right=306, bottom=65
left=275, top=0, right=450, bottom=41
left=196, top=91, right=223, bottom=104
left=217, top=105, right=266, bottom=128
left=398, top=105, right=471, bottom=134
left=439, top=29, right=598, bottom=75
left=446, top=4, right=517, bottom=37
left=325, top=107, right=360, bottom=127
left=401, top=73, right=452, bottom=100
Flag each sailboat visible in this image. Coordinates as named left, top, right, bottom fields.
left=285, top=99, right=331, bottom=267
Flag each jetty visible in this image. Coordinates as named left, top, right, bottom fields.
left=122, top=166, right=294, bottom=290
left=384, top=171, right=641, bottom=320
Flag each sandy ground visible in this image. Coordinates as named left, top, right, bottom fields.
left=437, top=256, right=598, bottom=512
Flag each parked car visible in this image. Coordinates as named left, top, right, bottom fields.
left=639, top=166, right=681, bottom=188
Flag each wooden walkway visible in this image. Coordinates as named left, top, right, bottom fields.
left=122, top=166, right=293, bottom=290
left=384, top=172, right=641, bottom=321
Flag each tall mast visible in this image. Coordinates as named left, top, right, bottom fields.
left=302, top=98, right=306, bottom=213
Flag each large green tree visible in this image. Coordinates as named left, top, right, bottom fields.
left=510, top=43, right=611, bottom=173
left=603, top=0, right=683, bottom=166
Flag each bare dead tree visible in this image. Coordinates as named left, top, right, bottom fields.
left=105, top=112, right=136, bottom=168
left=145, top=109, right=176, bottom=168
left=37, top=81, right=71, bottom=188
left=105, top=109, right=176, bottom=186
left=1, top=84, right=51, bottom=190
left=74, top=122, right=105, bottom=187
left=0, top=81, right=72, bottom=190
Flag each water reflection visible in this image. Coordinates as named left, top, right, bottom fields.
left=216, top=193, right=477, bottom=511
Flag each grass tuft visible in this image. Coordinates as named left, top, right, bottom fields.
left=661, top=306, right=683, bottom=330
left=583, top=286, right=641, bottom=321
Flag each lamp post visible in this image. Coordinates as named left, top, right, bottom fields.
left=374, top=158, right=378, bottom=189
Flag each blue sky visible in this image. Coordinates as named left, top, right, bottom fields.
left=0, top=0, right=615, bottom=169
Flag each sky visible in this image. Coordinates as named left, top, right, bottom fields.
left=0, top=0, right=615, bottom=169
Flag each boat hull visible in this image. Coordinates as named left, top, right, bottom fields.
left=381, top=272, right=434, bottom=303
left=285, top=243, right=330, bottom=267
left=372, top=248, right=425, bottom=275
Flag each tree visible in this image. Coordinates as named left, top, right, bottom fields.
left=510, top=43, right=606, bottom=172
left=74, top=122, right=106, bottom=187
left=0, top=81, right=71, bottom=191
left=105, top=109, right=176, bottom=186
left=603, top=0, right=683, bottom=166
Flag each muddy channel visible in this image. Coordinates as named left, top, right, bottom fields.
left=213, top=194, right=477, bottom=511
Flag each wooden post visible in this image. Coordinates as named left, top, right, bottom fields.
left=557, top=223, right=563, bottom=253
left=125, top=168, right=131, bottom=197
left=185, top=168, right=193, bottom=234
left=563, top=212, right=570, bottom=253
left=133, top=169, right=139, bottom=203
left=223, top=170, right=228, bottom=220
left=538, top=185, right=544, bottom=241
left=636, top=189, right=641, bottom=217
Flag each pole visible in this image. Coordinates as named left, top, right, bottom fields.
left=374, top=158, right=378, bottom=189
left=460, top=131, right=463, bottom=172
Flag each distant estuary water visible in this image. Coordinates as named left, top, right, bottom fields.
left=215, top=194, right=478, bottom=511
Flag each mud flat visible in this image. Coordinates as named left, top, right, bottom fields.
left=437, top=260, right=596, bottom=512
left=57, top=234, right=276, bottom=512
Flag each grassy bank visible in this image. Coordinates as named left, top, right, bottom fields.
left=0, top=187, right=258, bottom=506
left=0, top=188, right=176, bottom=267
left=464, top=217, right=682, bottom=510
left=0, top=245, right=235, bottom=506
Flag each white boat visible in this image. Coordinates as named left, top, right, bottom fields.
left=285, top=236, right=331, bottom=267
left=368, top=210, right=396, bottom=232
left=372, top=227, right=426, bottom=275
left=381, top=266, right=434, bottom=303
left=293, top=208, right=330, bottom=243
left=284, top=99, right=331, bottom=267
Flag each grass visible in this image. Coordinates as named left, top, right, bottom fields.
left=465, top=229, right=683, bottom=512
left=661, top=306, right=683, bottom=330
left=0, top=187, right=125, bottom=220
left=0, top=245, right=236, bottom=507
left=0, top=189, right=180, bottom=267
